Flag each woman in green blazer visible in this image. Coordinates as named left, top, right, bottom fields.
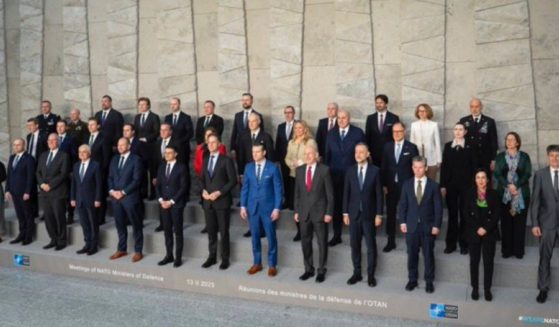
left=493, top=132, right=532, bottom=259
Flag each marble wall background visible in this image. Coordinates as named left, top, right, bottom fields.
left=1, top=0, right=558, bottom=168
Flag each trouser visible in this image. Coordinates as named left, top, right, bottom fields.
left=406, top=223, right=436, bottom=283
left=386, top=182, right=402, bottom=239
left=349, top=212, right=377, bottom=277
left=500, top=203, right=527, bottom=257
left=162, top=206, right=184, bottom=259
left=78, top=206, right=99, bottom=250
left=112, top=200, right=143, bottom=253
left=300, top=216, right=328, bottom=274
left=445, top=186, right=467, bottom=250
left=469, top=238, right=496, bottom=290
left=249, top=211, right=277, bottom=267
left=12, top=195, right=35, bottom=241
left=42, top=197, right=67, bottom=246
left=537, top=228, right=559, bottom=291
left=205, top=206, right=231, bottom=261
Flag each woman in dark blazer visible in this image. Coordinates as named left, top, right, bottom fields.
left=493, top=132, right=532, bottom=259
left=463, top=169, right=500, bottom=302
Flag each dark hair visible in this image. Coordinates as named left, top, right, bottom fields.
left=138, top=97, right=151, bottom=108
left=206, top=133, right=221, bottom=142
left=252, top=143, right=266, bottom=152
left=284, top=105, right=295, bottom=113
left=455, top=121, right=466, bottom=128
left=505, top=132, right=522, bottom=150
left=205, top=100, right=215, bottom=108
left=474, top=168, right=489, bottom=184
left=27, top=118, right=39, bottom=124
left=242, top=92, right=253, bottom=100
left=41, top=100, right=52, bottom=108
left=375, top=94, right=389, bottom=104
left=57, top=119, right=67, bottom=126
left=88, top=117, right=100, bottom=125
left=123, top=122, right=135, bottom=131
left=165, top=145, right=178, bottom=153
left=547, top=144, right=559, bottom=154
left=205, top=126, right=218, bottom=135
left=102, top=95, right=112, bottom=102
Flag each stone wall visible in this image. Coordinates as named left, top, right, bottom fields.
left=1, top=0, right=557, bottom=167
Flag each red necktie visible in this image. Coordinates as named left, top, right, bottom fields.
left=306, top=165, right=313, bottom=192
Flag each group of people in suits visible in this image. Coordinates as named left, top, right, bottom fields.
left=1, top=91, right=558, bottom=305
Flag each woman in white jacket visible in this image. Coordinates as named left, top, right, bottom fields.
left=410, top=103, right=442, bottom=180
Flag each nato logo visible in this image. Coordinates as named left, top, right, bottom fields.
left=430, top=303, right=458, bottom=319
left=13, top=254, right=30, bottom=267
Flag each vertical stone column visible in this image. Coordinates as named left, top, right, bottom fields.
left=335, top=0, right=375, bottom=126
left=269, top=0, right=304, bottom=128
left=88, top=0, right=109, bottom=109
left=218, top=0, right=250, bottom=146
left=474, top=0, right=537, bottom=159
left=0, top=0, right=9, bottom=161
left=106, top=0, right=138, bottom=117
left=156, top=0, right=198, bottom=115
left=400, top=0, right=446, bottom=124
left=19, top=0, right=44, bottom=126
left=63, top=0, right=92, bottom=115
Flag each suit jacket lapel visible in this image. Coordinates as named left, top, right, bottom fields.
left=544, top=169, right=559, bottom=200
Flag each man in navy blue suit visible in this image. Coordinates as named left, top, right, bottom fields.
left=108, top=137, right=144, bottom=263
left=71, top=144, right=103, bottom=255
left=95, top=95, right=124, bottom=153
left=123, top=123, right=140, bottom=155
left=163, top=97, right=193, bottom=166
left=57, top=120, right=78, bottom=224
left=86, top=117, right=112, bottom=225
left=315, top=102, right=338, bottom=159
left=156, top=145, right=190, bottom=268
left=5, top=138, right=37, bottom=245
left=365, top=94, right=400, bottom=167
left=240, top=144, right=283, bottom=277
left=324, top=109, right=364, bottom=246
left=343, top=143, right=383, bottom=287
left=230, top=93, right=264, bottom=167
left=381, top=122, right=419, bottom=252
left=399, top=156, right=443, bottom=294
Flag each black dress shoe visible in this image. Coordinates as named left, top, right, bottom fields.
left=201, top=227, right=207, bottom=234
left=22, top=239, right=32, bottom=246
left=173, top=259, right=182, bottom=268
left=328, top=237, right=342, bottom=247
left=243, top=230, right=251, bottom=238
left=76, top=247, right=89, bottom=254
left=347, top=274, right=362, bottom=285
left=0, top=237, right=3, bottom=243
left=219, top=260, right=230, bottom=270
left=484, top=289, right=493, bottom=301
left=202, top=258, right=217, bottom=268
left=537, top=290, right=548, bottom=303
left=471, top=288, right=479, bottom=300
left=158, top=256, right=174, bottom=266
left=502, top=253, right=512, bottom=259
left=154, top=225, right=163, bottom=232
left=426, top=282, right=434, bottom=293
left=368, top=276, right=377, bottom=287
left=383, top=242, right=396, bottom=253
left=67, top=218, right=74, bottom=225
left=443, top=247, right=456, bottom=254
left=299, top=271, right=315, bottom=281
left=87, top=248, right=98, bottom=256
left=43, top=242, right=56, bottom=250
left=10, top=236, right=23, bottom=244
left=315, top=273, right=326, bottom=283
left=515, top=254, right=524, bottom=259
left=55, top=245, right=66, bottom=251
left=460, top=248, right=469, bottom=255
left=405, top=281, right=418, bottom=291
left=292, top=232, right=301, bottom=242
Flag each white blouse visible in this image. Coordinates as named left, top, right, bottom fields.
left=410, top=120, right=442, bottom=166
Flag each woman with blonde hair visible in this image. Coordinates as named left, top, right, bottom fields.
left=284, top=120, right=317, bottom=241
left=410, top=103, right=442, bottom=180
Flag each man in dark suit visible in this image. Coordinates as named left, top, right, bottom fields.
left=294, top=143, right=333, bottom=283
left=134, top=97, right=160, bottom=199
left=123, top=123, right=140, bottom=155
left=240, top=144, right=283, bottom=277
left=275, top=105, right=295, bottom=209
left=70, top=144, right=103, bottom=255
left=195, top=100, right=224, bottom=145
left=153, top=123, right=180, bottom=232
left=365, top=94, right=400, bottom=167
left=381, top=122, right=419, bottom=252
left=324, top=109, right=364, bottom=246
left=36, top=133, right=71, bottom=251
left=67, top=108, right=89, bottom=147
left=26, top=118, right=48, bottom=161
left=36, top=100, right=61, bottom=138
left=5, top=138, right=37, bottom=245
left=238, top=112, right=275, bottom=176
left=530, top=144, right=559, bottom=303
left=399, top=156, right=443, bottom=294
left=200, top=134, right=237, bottom=270
left=343, top=143, right=383, bottom=287
left=57, top=120, right=78, bottom=224
left=108, top=137, right=144, bottom=263
left=164, top=97, right=193, bottom=165
left=156, top=145, right=190, bottom=268
left=95, top=95, right=124, bottom=152
left=86, top=117, right=112, bottom=225
left=315, top=102, right=338, bottom=159
left=230, top=93, right=264, bottom=166
left=459, top=98, right=498, bottom=172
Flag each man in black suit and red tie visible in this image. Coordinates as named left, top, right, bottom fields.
left=36, top=100, right=61, bottom=139
left=459, top=98, right=498, bottom=173
left=5, top=138, right=37, bottom=245
left=200, top=134, right=237, bottom=270
left=156, top=145, right=190, bottom=268
left=164, top=97, right=193, bottom=165
left=275, top=105, right=295, bottom=209
left=95, top=95, right=124, bottom=153
left=134, top=97, right=161, bottom=199
left=230, top=93, right=264, bottom=167
left=365, top=94, right=400, bottom=168
left=315, top=102, right=338, bottom=159
left=195, top=100, right=224, bottom=145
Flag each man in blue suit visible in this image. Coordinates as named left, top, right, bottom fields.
left=324, top=109, right=364, bottom=246
left=5, top=138, right=37, bottom=245
left=381, top=122, right=419, bottom=252
left=71, top=144, right=103, bottom=255
left=343, top=143, right=383, bottom=287
left=240, top=144, right=283, bottom=277
left=108, top=137, right=144, bottom=263
left=156, top=145, right=190, bottom=268
left=399, top=156, right=443, bottom=294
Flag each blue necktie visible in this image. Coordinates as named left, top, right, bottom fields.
left=359, top=166, right=364, bottom=191
left=256, top=164, right=262, bottom=183
left=118, top=156, right=125, bottom=170
left=13, top=155, right=20, bottom=169
left=79, top=163, right=85, bottom=181
left=341, top=130, right=346, bottom=141
left=208, top=155, right=215, bottom=178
